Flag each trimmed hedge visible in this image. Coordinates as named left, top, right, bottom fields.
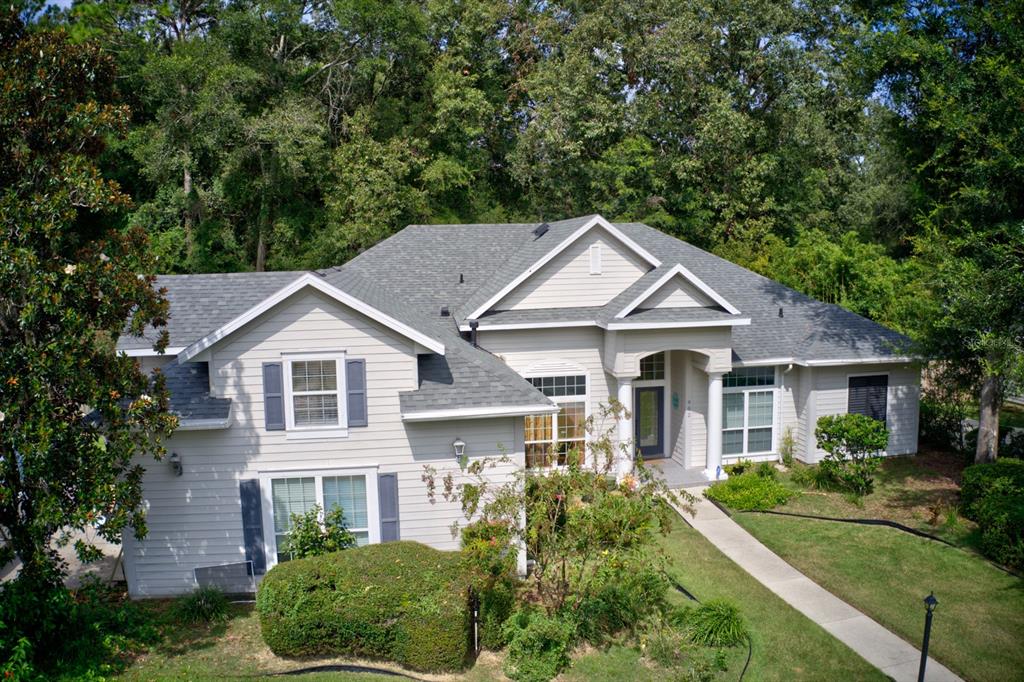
left=961, top=460, right=1024, bottom=570
left=256, top=541, right=471, bottom=673
left=705, top=472, right=795, bottom=511
left=961, top=459, right=1024, bottom=513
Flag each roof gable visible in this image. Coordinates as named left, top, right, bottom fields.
left=465, top=215, right=660, bottom=320
left=614, top=263, right=740, bottom=318
left=177, top=273, right=445, bottom=362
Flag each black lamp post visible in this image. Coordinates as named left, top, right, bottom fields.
left=918, top=592, right=938, bottom=682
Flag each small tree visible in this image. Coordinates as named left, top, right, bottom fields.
left=280, top=504, right=356, bottom=559
left=815, top=414, right=889, bottom=496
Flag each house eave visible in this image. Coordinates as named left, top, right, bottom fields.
left=401, top=404, right=559, bottom=422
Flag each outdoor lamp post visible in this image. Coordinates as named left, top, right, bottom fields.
left=918, top=592, right=938, bottom=682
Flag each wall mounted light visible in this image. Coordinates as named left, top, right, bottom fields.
left=452, top=438, right=466, bottom=460
left=169, top=451, right=183, bottom=476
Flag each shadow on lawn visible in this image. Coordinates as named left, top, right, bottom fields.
left=147, top=601, right=253, bottom=659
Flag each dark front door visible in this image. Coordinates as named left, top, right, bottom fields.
left=634, top=386, right=665, bottom=458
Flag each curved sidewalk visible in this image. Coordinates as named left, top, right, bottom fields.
left=677, top=490, right=963, bottom=682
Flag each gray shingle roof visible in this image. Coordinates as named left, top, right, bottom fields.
left=122, top=216, right=910, bottom=417
left=161, top=361, right=231, bottom=422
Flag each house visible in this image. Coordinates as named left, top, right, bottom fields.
left=118, top=215, right=919, bottom=597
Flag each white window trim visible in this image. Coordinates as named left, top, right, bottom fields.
left=282, top=351, right=349, bottom=439
left=259, top=466, right=380, bottom=570
left=523, top=371, right=590, bottom=469
left=722, top=367, right=780, bottom=458
left=846, top=371, right=891, bottom=430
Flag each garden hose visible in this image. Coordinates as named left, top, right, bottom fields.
left=269, top=664, right=423, bottom=679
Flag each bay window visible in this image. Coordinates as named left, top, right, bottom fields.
left=722, top=367, right=777, bottom=457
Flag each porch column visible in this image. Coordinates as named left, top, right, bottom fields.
left=704, top=371, right=726, bottom=481
left=616, top=375, right=635, bottom=479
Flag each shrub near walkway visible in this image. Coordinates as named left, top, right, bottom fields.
left=733, top=513, right=1024, bottom=682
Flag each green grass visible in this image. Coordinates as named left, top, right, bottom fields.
left=733, top=513, right=1024, bottom=682
left=112, top=520, right=883, bottom=681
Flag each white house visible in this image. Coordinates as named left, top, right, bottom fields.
left=118, top=215, right=919, bottom=597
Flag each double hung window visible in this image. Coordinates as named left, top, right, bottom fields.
left=524, top=375, right=587, bottom=468
left=722, top=367, right=776, bottom=456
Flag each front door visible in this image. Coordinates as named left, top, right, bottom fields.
left=634, top=386, right=665, bottom=458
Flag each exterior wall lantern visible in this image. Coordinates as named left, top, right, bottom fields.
left=169, top=451, right=183, bottom=476
left=452, top=437, right=466, bottom=460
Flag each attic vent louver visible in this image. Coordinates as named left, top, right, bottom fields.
left=532, top=223, right=549, bottom=238
left=440, top=306, right=450, bottom=317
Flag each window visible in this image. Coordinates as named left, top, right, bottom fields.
left=526, top=375, right=587, bottom=467
left=722, top=368, right=776, bottom=456
left=283, top=353, right=347, bottom=432
left=640, top=352, right=665, bottom=381
left=266, top=470, right=377, bottom=564
left=848, top=375, right=888, bottom=423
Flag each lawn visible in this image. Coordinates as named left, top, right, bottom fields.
left=732, top=513, right=1024, bottom=682
left=112, top=519, right=883, bottom=681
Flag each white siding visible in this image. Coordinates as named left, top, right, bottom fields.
left=125, top=289, right=522, bottom=597
left=803, top=363, right=921, bottom=462
left=639, top=276, right=714, bottom=309
left=668, top=351, right=687, bottom=465
left=794, top=367, right=815, bottom=462
left=138, top=355, right=174, bottom=376
left=686, top=361, right=708, bottom=468
left=496, top=228, right=650, bottom=310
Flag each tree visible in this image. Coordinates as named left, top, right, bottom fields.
left=0, top=13, right=175, bottom=600
left=865, top=0, right=1024, bottom=461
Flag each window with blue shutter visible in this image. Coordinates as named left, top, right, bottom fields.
left=848, top=375, right=888, bottom=423
left=262, top=362, right=285, bottom=431
left=346, top=359, right=367, bottom=427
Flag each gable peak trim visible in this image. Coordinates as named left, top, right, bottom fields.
left=614, top=263, right=741, bottom=319
left=177, top=273, right=445, bottom=362
left=466, top=215, right=661, bottom=320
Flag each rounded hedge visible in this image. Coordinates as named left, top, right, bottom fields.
left=256, top=541, right=471, bottom=673
left=961, top=459, right=1024, bottom=514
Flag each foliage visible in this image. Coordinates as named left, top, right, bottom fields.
left=723, top=459, right=753, bottom=476
left=685, top=599, right=749, bottom=648
left=279, top=503, right=356, bottom=560
left=815, top=414, right=889, bottom=496
left=919, top=390, right=971, bottom=454
left=0, top=14, right=174, bottom=670
left=779, top=428, right=796, bottom=468
left=958, top=461, right=1024, bottom=570
left=460, top=519, right=517, bottom=650
left=705, top=473, right=795, bottom=511
left=574, top=558, right=671, bottom=645
left=501, top=608, right=576, bottom=682
left=176, top=586, right=229, bottom=624
left=960, top=460, right=1024, bottom=513
left=256, top=541, right=470, bottom=673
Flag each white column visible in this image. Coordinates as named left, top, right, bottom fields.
left=616, top=375, right=635, bottom=479
left=704, top=371, right=726, bottom=480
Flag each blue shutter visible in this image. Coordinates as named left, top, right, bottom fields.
left=239, top=479, right=266, bottom=574
left=263, top=362, right=284, bottom=431
left=848, top=375, right=888, bottom=423
left=378, top=473, right=400, bottom=541
left=346, top=359, right=367, bottom=427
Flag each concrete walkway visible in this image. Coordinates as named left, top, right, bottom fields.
left=676, top=489, right=963, bottom=682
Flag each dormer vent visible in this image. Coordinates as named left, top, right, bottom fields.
left=440, top=306, right=450, bottom=317
left=532, top=223, right=549, bottom=239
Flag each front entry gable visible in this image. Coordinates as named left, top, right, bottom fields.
left=615, top=263, right=740, bottom=318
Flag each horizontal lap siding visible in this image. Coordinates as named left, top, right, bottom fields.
left=126, top=290, right=522, bottom=597
left=669, top=351, right=687, bottom=465
left=807, top=363, right=921, bottom=462
left=642, top=278, right=713, bottom=309
left=496, top=228, right=649, bottom=310
left=686, top=363, right=708, bottom=468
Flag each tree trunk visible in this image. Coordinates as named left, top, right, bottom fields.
left=255, top=230, right=266, bottom=272
left=183, top=156, right=194, bottom=260
left=976, top=373, right=1001, bottom=463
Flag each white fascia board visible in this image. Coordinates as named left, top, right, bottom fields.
left=178, top=273, right=445, bottom=363
left=402, top=403, right=559, bottom=422
left=465, top=215, right=662, bottom=321
left=175, top=415, right=231, bottom=431
left=458, top=320, right=598, bottom=332
left=614, top=263, right=741, bottom=319
left=803, top=356, right=917, bottom=367
left=605, top=317, right=751, bottom=330
left=731, top=357, right=796, bottom=368
left=120, top=346, right=186, bottom=357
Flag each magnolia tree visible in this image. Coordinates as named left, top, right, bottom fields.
left=423, top=401, right=695, bottom=615
left=0, top=14, right=174, bottom=599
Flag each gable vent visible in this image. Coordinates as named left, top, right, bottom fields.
left=532, top=223, right=549, bottom=239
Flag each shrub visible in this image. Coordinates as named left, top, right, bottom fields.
left=724, top=459, right=753, bottom=476
left=961, top=459, right=1024, bottom=513
left=779, top=427, right=796, bottom=467
left=176, top=586, right=229, bottom=623
left=919, top=394, right=970, bottom=453
left=575, top=558, right=670, bottom=644
left=502, top=609, right=576, bottom=682
left=754, top=461, right=778, bottom=479
left=256, top=541, right=470, bottom=673
left=685, top=599, right=748, bottom=648
left=279, top=503, right=356, bottom=559
left=815, top=413, right=889, bottom=496
left=705, top=473, right=795, bottom=511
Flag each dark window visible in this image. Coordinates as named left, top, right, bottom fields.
left=848, top=375, right=888, bottom=423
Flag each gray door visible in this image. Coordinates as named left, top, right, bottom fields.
left=634, top=386, right=665, bottom=458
